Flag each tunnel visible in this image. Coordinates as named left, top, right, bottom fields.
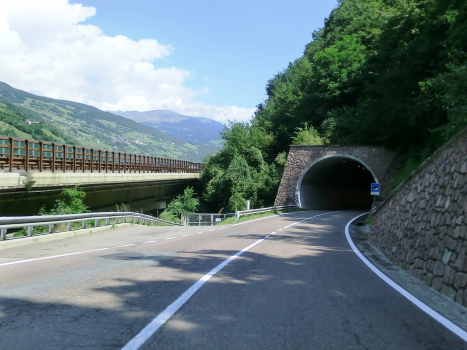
left=298, top=156, right=376, bottom=210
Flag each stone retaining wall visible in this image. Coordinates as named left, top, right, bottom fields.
left=370, top=127, right=467, bottom=306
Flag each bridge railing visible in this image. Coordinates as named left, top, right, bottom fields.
left=0, top=211, right=181, bottom=241
left=234, top=204, right=297, bottom=222
left=0, top=136, right=204, bottom=173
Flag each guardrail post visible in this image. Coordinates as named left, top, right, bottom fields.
left=82, top=220, right=86, bottom=229
left=123, top=217, right=126, bottom=223
left=106, top=218, right=109, bottom=225
left=27, top=226, right=33, bottom=237
left=211, top=214, right=214, bottom=226
left=94, top=219, right=99, bottom=227
left=67, top=222, right=72, bottom=231
left=51, top=143, right=55, bottom=172
left=8, top=137, right=13, bottom=172
left=1, top=228, right=6, bottom=240
left=63, top=144, right=66, bottom=173
left=39, top=141, right=43, bottom=172
left=48, top=224, right=53, bottom=233
left=25, top=139, right=29, bottom=171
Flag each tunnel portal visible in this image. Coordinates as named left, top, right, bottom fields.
left=298, top=156, right=376, bottom=210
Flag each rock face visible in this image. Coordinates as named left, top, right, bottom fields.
left=275, top=145, right=396, bottom=206
left=370, top=127, right=467, bottom=307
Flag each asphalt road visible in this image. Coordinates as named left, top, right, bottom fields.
left=0, top=210, right=465, bottom=349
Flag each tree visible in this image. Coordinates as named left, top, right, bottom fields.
left=161, top=187, right=199, bottom=221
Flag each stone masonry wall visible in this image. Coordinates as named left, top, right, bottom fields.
left=275, top=145, right=396, bottom=206
left=370, top=127, right=467, bottom=306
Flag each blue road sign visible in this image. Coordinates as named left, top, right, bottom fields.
left=371, top=183, right=380, bottom=195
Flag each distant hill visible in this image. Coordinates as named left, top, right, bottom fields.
left=110, top=110, right=224, bottom=148
left=0, top=82, right=217, bottom=161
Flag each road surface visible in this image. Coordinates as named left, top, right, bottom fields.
left=0, top=210, right=465, bottom=349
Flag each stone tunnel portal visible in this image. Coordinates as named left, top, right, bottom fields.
left=298, top=156, right=376, bottom=210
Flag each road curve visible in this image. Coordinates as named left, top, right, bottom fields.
left=0, top=210, right=465, bottom=349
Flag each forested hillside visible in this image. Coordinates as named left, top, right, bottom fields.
left=0, top=82, right=217, bottom=161
left=0, top=102, right=73, bottom=143
left=201, top=0, right=467, bottom=212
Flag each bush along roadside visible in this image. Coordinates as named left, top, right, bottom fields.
left=14, top=187, right=90, bottom=237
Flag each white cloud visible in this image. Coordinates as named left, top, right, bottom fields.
left=0, top=0, right=254, bottom=124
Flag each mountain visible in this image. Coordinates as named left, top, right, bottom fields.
left=0, top=82, right=217, bottom=162
left=110, top=110, right=224, bottom=148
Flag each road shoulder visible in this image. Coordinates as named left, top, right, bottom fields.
left=349, top=214, right=467, bottom=334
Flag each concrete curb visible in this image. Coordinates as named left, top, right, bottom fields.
left=0, top=223, right=138, bottom=251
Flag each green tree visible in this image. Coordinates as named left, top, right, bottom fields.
left=39, top=187, right=90, bottom=215
left=161, top=187, right=199, bottom=220
left=291, top=124, right=325, bottom=145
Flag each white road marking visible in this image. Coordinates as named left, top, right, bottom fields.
left=118, top=244, right=137, bottom=247
left=345, top=213, right=467, bottom=342
left=165, top=237, right=175, bottom=240
left=121, top=211, right=336, bottom=350
left=143, top=241, right=158, bottom=244
left=197, top=232, right=203, bottom=234
left=278, top=229, right=282, bottom=231
left=0, top=247, right=110, bottom=267
left=271, top=232, right=276, bottom=235
left=265, top=235, right=270, bottom=238
left=182, top=234, right=191, bottom=237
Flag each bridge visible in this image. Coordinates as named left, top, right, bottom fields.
left=275, top=145, right=396, bottom=209
left=0, top=136, right=203, bottom=215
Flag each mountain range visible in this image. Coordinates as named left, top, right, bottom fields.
left=0, top=82, right=218, bottom=162
left=109, top=110, right=224, bottom=148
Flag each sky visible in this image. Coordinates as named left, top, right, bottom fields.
left=0, top=0, right=338, bottom=124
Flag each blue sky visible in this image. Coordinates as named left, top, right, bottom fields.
left=1, top=0, right=338, bottom=123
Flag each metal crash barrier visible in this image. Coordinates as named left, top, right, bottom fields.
left=234, top=205, right=297, bottom=223
left=0, top=211, right=181, bottom=241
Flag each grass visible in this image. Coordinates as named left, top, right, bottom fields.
left=218, top=208, right=305, bottom=225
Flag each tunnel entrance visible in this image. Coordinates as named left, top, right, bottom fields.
left=298, top=156, right=376, bottom=210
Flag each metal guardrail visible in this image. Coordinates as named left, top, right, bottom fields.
left=0, top=211, right=181, bottom=241
left=184, top=213, right=235, bottom=226
left=0, top=136, right=204, bottom=173
left=234, top=205, right=297, bottom=223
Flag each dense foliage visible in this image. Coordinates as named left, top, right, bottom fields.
left=160, top=187, right=200, bottom=222
left=202, top=0, right=467, bottom=211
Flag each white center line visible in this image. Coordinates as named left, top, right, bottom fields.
left=143, top=240, right=158, bottom=244
left=121, top=211, right=336, bottom=350
left=182, top=234, right=191, bottom=237
left=118, top=244, right=137, bottom=247
left=165, top=237, right=175, bottom=240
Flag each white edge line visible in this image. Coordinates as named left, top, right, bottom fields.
left=165, top=237, right=175, bottom=240
left=121, top=210, right=337, bottom=350
left=345, top=213, right=467, bottom=342
left=143, top=241, right=157, bottom=244
left=0, top=247, right=110, bottom=267
left=118, top=244, right=137, bottom=247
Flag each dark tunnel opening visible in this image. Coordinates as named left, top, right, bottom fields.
left=299, top=157, right=376, bottom=210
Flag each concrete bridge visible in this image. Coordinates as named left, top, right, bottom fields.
left=0, top=136, right=202, bottom=216
left=275, top=145, right=396, bottom=210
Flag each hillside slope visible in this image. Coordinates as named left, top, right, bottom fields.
left=110, top=110, right=224, bottom=148
left=0, top=82, right=217, bottom=161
